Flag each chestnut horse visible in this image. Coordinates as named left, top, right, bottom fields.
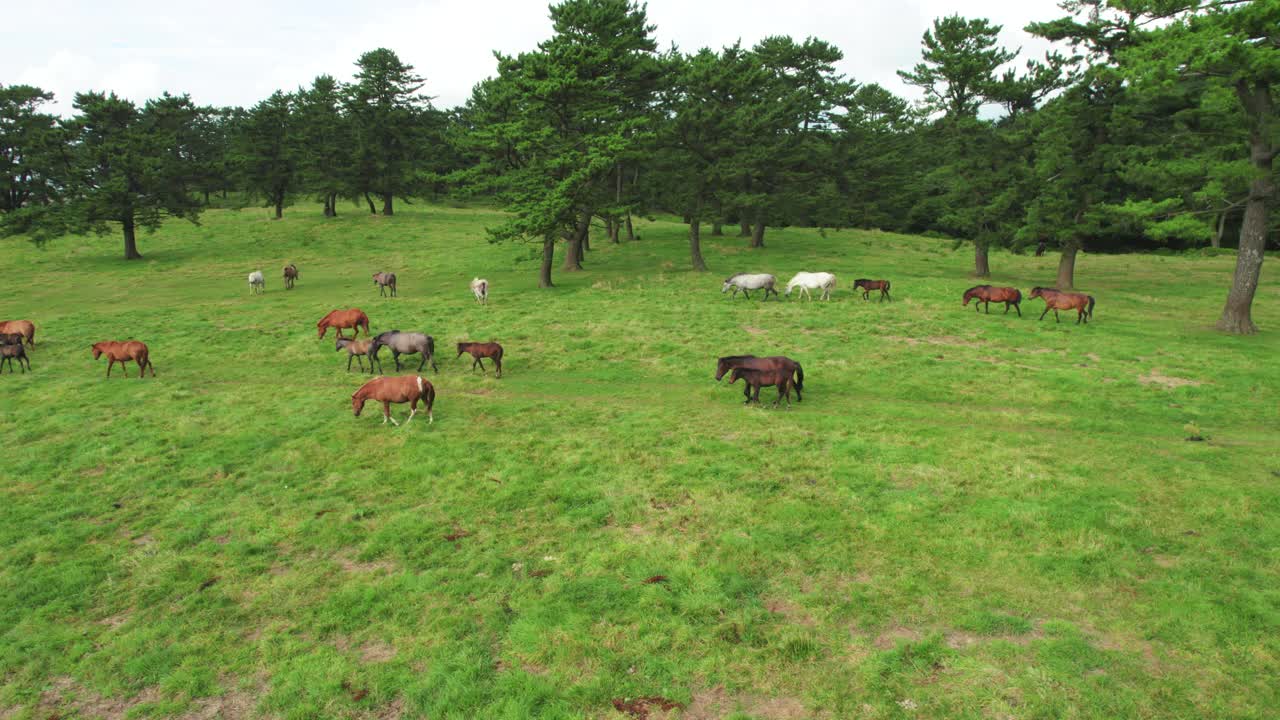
left=0, top=320, right=35, bottom=347
left=457, top=342, right=503, bottom=378
left=91, top=341, right=155, bottom=378
left=317, top=309, right=370, bottom=339
left=1029, top=287, right=1095, bottom=324
left=963, top=285, right=1022, bottom=316
left=352, top=375, right=435, bottom=426
left=853, top=279, right=892, bottom=302
left=728, top=367, right=795, bottom=407
left=283, top=263, right=299, bottom=290
left=716, top=356, right=803, bottom=403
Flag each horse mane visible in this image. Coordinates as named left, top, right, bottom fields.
left=963, top=285, right=987, bottom=295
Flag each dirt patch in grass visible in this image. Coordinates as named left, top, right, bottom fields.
left=886, top=335, right=982, bottom=348
left=945, top=622, right=1045, bottom=649
left=337, top=554, right=397, bottom=574
left=370, top=696, right=404, bottom=720
left=1138, top=369, right=1202, bottom=389
left=765, top=597, right=816, bottom=627
left=35, top=677, right=163, bottom=720
left=178, top=677, right=267, bottom=719
left=360, top=640, right=397, bottom=663
left=742, top=325, right=767, bottom=336
left=683, top=687, right=811, bottom=719
left=873, top=626, right=922, bottom=650
left=98, top=610, right=131, bottom=629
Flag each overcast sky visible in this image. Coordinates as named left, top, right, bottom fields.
left=6, top=0, right=1067, bottom=116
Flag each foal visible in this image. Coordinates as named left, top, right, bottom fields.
left=470, top=277, right=488, bottom=304
left=248, top=270, right=265, bottom=294
left=1029, top=287, right=1095, bottom=324
left=373, top=272, right=397, bottom=297
left=283, top=263, right=299, bottom=290
left=0, top=338, right=30, bottom=374
left=716, top=356, right=803, bottom=403
left=91, top=341, right=155, bottom=378
left=336, top=337, right=381, bottom=373
left=352, top=375, right=435, bottom=426
left=728, top=367, right=795, bottom=408
left=457, top=342, right=503, bottom=378
left=853, top=279, right=892, bottom=302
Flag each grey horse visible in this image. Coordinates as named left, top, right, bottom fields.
left=371, top=330, right=438, bottom=372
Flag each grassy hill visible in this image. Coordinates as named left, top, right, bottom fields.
left=2, top=204, right=1277, bottom=719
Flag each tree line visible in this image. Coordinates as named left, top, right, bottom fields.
left=1, top=0, right=1275, bottom=333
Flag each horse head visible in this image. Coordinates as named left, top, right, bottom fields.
left=351, top=392, right=367, bottom=417
left=721, top=275, right=739, bottom=293
left=90, top=343, right=104, bottom=360
left=1029, top=287, right=1045, bottom=299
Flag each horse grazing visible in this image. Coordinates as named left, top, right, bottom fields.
left=716, top=356, right=803, bottom=403
left=352, top=375, right=435, bottom=426
left=722, top=273, right=779, bottom=300
left=373, top=272, right=397, bottom=297
left=470, top=277, right=488, bottom=304
left=336, top=337, right=381, bottom=374
left=248, top=270, right=265, bottom=294
left=457, top=341, right=504, bottom=378
left=1029, top=287, right=1095, bottom=324
left=0, top=320, right=35, bottom=347
left=853, top=278, right=892, bottom=302
left=91, top=341, right=155, bottom=378
left=317, top=309, right=370, bottom=339
left=963, top=285, right=1022, bottom=316
left=0, top=336, right=30, bottom=374
left=283, top=263, right=298, bottom=290
left=785, top=271, right=837, bottom=301
left=372, top=330, right=438, bottom=372
left=728, top=367, right=795, bottom=408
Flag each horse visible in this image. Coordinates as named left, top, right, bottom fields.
left=283, top=263, right=298, bottom=290
left=470, top=277, right=488, bottom=304
left=317, top=309, right=370, bottom=339
left=336, top=337, right=381, bottom=374
left=962, top=285, right=1022, bottom=316
left=456, top=342, right=504, bottom=378
left=716, top=356, right=803, bottom=403
left=352, top=375, right=435, bottom=426
left=728, top=367, right=795, bottom=408
left=373, top=272, right=397, bottom=297
left=853, top=279, right=892, bottom=302
left=371, top=330, right=438, bottom=372
left=91, top=341, right=155, bottom=378
left=248, top=270, right=265, bottom=294
left=0, top=320, right=35, bottom=347
left=721, top=273, right=779, bottom=300
left=785, top=272, right=837, bottom=301
left=0, top=338, right=30, bottom=374
left=1029, top=287, right=1095, bottom=324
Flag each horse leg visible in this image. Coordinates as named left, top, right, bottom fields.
left=494, top=357, right=502, bottom=378
left=416, top=354, right=426, bottom=372
left=742, top=289, right=750, bottom=300
left=743, top=383, right=751, bottom=404
left=1038, top=307, right=1049, bottom=321
left=393, top=352, right=402, bottom=371
left=1015, top=302, right=1021, bottom=317
left=347, top=355, right=355, bottom=372
left=1054, top=310, right=1060, bottom=323
left=984, top=301, right=990, bottom=314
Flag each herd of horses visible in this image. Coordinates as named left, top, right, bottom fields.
left=722, top=272, right=893, bottom=302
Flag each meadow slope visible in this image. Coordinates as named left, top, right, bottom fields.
left=1, top=204, right=1278, bottom=719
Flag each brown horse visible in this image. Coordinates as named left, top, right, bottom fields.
left=317, top=309, right=370, bottom=339
left=283, top=263, right=299, bottom=290
left=716, top=356, right=803, bottom=403
left=456, top=342, right=503, bottom=378
left=373, top=272, right=397, bottom=297
left=963, top=285, right=1022, bottom=316
left=0, top=320, right=35, bottom=347
left=728, top=367, right=795, bottom=407
left=0, top=338, right=31, bottom=374
left=352, top=375, right=435, bottom=426
left=336, top=337, right=381, bottom=373
left=853, top=279, right=892, bottom=302
left=91, top=341, right=155, bottom=378
left=1029, top=287, right=1095, bottom=324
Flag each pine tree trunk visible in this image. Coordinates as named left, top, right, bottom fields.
left=365, top=192, right=377, bottom=214
left=711, top=221, right=723, bottom=236
left=563, top=210, right=588, bottom=271
left=625, top=213, right=635, bottom=241
left=323, top=194, right=333, bottom=217
left=974, top=242, right=991, bottom=278
left=1212, top=211, right=1225, bottom=248
left=274, top=194, right=284, bottom=220
left=329, top=193, right=338, bottom=217
left=539, top=237, right=555, bottom=288
left=382, top=194, right=393, bottom=216
left=750, top=218, right=766, bottom=248
left=1056, top=242, right=1079, bottom=290
left=1218, top=79, right=1274, bottom=334
left=122, top=214, right=142, bottom=260
left=689, top=215, right=708, bottom=272
left=738, top=221, right=750, bottom=237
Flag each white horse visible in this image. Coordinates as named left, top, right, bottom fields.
left=248, top=270, right=265, bottom=295
left=785, top=271, right=837, bottom=301
left=721, top=273, right=779, bottom=301
left=470, top=277, right=488, bottom=304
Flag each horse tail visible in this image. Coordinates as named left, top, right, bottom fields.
left=794, top=362, right=804, bottom=392
left=1087, top=295, right=1095, bottom=318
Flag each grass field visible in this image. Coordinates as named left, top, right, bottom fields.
left=2, top=204, right=1278, bottom=719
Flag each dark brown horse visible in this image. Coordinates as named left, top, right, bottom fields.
left=853, top=279, right=892, bottom=302
left=91, top=341, right=155, bottom=378
left=352, top=375, right=434, bottom=426
left=373, top=272, right=397, bottom=297
left=0, top=320, right=35, bottom=347
left=1029, top=287, right=1095, bottom=324
left=457, top=342, right=504, bottom=378
left=283, top=263, right=299, bottom=289
left=716, top=356, right=803, bottom=403
left=0, top=336, right=30, bottom=374
left=728, top=367, right=795, bottom=407
left=317, top=309, right=371, bottom=339
left=963, top=285, right=1022, bottom=316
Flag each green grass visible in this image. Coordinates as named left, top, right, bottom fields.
left=1, top=203, right=1278, bottom=719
